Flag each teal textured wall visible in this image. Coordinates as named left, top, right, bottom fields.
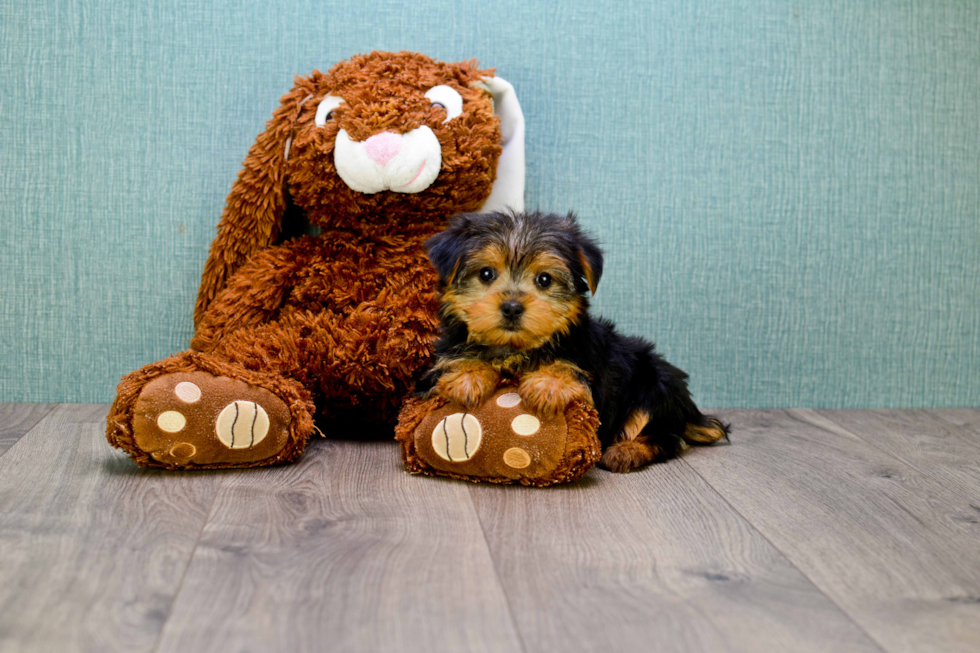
left=2, top=1, right=979, bottom=408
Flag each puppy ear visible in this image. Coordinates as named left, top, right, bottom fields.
left=570, top=217, right=603, bottom=295
left=425, top=214, right=475, bottom=285
left=577, top=243, right=603, bottom=295
left=194, top=76, right=317, bottom=326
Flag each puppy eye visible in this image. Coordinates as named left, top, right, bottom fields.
left=479, top=267, right=496, bottom=283
left=315, top=95, right=344, bottom=127
left=535, top=272, right=553, bottom=289
left=424, top=85, right=463, bottom=122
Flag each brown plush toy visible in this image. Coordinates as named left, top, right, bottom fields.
left=106, top=51, right=529, bottom=469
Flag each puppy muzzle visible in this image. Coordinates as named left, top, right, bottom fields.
left=500, top=300, right=525, bottom=329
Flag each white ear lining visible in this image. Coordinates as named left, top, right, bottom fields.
left=471, top=75, right=525, bottom=212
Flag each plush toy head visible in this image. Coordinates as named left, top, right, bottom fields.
left=195, top=51, right=525, bottom=325
left=288, top=53, right=505, bottom=223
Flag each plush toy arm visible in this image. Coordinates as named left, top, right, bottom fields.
left=190, top=245, right=305, bottom=351
left=194, top=80, right=317, bottom=326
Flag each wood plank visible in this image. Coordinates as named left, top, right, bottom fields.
left=928, top=408, right=980, bottom=432
left=469, top=458, right=883, bottom=653
left=685, top=409, right=980, bottom=653
left=0, top=403, right=56, bottom=458
left=155, top=439, right=523, bottom=653
left=0, top=404, right=225, bottom=653
left=804, top=409, right=980, bottom=505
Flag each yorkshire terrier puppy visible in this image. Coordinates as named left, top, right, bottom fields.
left=417, top=210, right=728, bottom=473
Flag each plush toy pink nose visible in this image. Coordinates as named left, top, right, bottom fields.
left=363, top=131, right=402, bottom=167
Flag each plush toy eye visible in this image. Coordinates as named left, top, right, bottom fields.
left=535, top=272, right=552, bottom=289
left=315, top=95, right=344, bottom=127
left=479, top=267, right=496, bottom=283
left=424, top=85, right=463, bottom=123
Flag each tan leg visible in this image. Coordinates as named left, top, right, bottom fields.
left=599, top=409, right=665, bottom=473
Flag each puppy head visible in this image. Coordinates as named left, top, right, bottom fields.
left=426, top=211, right=603, bottom=350
left=285, top=52, right=503, bottom=225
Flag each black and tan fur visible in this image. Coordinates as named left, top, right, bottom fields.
left=418, top=210, right=729, bottom=473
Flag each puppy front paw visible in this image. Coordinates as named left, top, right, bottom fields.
left=518, top=367, right=592, bottom=418
left=436, top=361, right=500, bottom=409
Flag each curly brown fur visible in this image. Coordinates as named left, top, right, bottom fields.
left=107, top=52, right=506, bottom=468
left=420, top=210, right=730, bottom=474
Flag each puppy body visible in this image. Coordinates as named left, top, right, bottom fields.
left=420, top=210, right=728, bottom=472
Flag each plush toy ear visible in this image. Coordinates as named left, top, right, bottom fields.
left=194, top=80, right=316, bottom=326
left=425, top=214, right=477, bottom=285
left=471, top=76, right=525, bottom=213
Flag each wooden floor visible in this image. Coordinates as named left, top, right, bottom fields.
left=1, top=405, right=979, bottom=652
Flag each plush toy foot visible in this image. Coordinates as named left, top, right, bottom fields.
left=127, top=371, right=298, bottom=468
left=108, top=352, right=314, bottom=470
left=395, top=388, right=601, bottom=486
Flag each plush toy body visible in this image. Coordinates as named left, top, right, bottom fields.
left=106, top=52, right=526, bottom=469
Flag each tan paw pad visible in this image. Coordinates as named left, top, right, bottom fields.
left=503, top=447, right=531, bottom=469
left=170, top=442, right=197, bottom=459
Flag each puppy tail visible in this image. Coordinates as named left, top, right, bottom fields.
left=683, top=415, right=730, bottom=445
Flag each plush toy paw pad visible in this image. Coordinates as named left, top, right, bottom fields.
left=174, top=381, right=202, bottom=403
left=169, top=442, right=197, bottom=458
left=502, top=447, right=531, bottom=469
left=215, top=401, right=270, bottom=449
left=510, top=413, right=540, bottom=436
left=496, top=392, right=522, bottom=408
left=132, top=371, right=291, bottom=467
left=431, top=412, right=483, bottom=462
left=156, top=411, right=187, bottom=433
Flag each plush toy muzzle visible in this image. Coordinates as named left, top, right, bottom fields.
left=334, top=126, right=442, bottom=194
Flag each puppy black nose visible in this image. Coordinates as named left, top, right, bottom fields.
left=500, top=300, right=524, bottom=320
